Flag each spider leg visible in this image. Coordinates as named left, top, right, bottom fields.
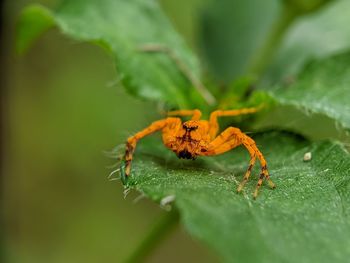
left=121, top=118, right=175, bottom=184
left=208, top=108, right=260, bottom=140
left=201, top=128, right=256, bottom=188
left=201, top=127, right=275, bottom=198
left=204, top=142, right=257, bottom=193
left=167, top=109, right=202, bottom=120
left=237, top=153, right=256, bottom=193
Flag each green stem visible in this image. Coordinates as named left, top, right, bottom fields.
left=247, top=4, right=301, bottom=78
left=126, top=210, right=180, bottom=263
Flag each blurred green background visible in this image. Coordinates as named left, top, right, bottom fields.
left=6, top=0, right=350, bottom=261
left=2, top=0, right=219, bottom=262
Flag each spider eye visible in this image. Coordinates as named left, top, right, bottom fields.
left=188, top=126, right=198, bottom=131
left=183, top=124, right=198, bottom=131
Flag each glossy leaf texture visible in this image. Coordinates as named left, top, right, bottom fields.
left=126, top=132, right=350, bottom=263
left=260, top=52, right=350, bottom=139
left=16, top=0, right=208, bottom=109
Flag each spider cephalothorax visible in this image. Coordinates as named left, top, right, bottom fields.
left=166, top=120, right=210, bottom=160
left=121, top=108, right=276, bottom=199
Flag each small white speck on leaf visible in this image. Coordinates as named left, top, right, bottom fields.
left=160, top=195, right=176, bottom=211
left=303, top=152, right=312, bottom=162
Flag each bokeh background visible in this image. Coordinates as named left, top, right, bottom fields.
left=2, top=0, right=220, bottom=262
left=6, top=0, right=350, bottom=261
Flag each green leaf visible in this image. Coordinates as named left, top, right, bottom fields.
left=158, top=0, right=211, bottom=50
left=199, top=0, right=279, bottom=82
left=282, top=0, right=335, bottom=13
left=16, top=0, right=211, bottom=108
left=15, top=5, right=55, bottom=54
left=126, top=132, right=350, bottom=262
left=265, top=0, right=350, bottom=82
left=262, top=52, right=350, bottom=138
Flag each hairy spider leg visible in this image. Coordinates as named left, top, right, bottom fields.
left=208, top=108, right=259, bottom=140
left=201, top=127, right=275, bottom=199
left=167, top=109, right=202, bottom=120
left=121, top=118, right=178, bottom=184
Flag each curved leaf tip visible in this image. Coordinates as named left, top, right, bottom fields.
left=16, top=4, right=55, bottom=54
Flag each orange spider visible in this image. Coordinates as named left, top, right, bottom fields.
left=121, top=108, right=276, bottom=198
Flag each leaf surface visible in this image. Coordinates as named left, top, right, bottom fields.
left=127, top=132, right=350, bottom=263
left=16, top=5, right=55, bottom=54
left=199, top=0, right=279, bottom=82
left=260, top=52, right=350, bottom=138
left=16, top=0, right=208, bottom=108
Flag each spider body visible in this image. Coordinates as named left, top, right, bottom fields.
left=163, top=119, right=210, bottom=160
left=121, top=108, right=276, bottom=198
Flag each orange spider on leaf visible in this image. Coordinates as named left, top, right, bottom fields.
left=120, top=108, right=276, bottom=199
